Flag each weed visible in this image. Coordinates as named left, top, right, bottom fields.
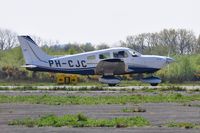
left=159, top=86, right=186, bottom=91
left=9, top=114, right=150, bottom=128
left=122, top=107, right=146, bottom=113
left=77, top=113, right=87, bottom=121
left=182, top=103, right=200, bottom=107
left=166, top=121, right=198, bottom=129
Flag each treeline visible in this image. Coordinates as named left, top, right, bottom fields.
left=1, top=28, right=200, bottom=56
left=0, top=28, right=110, bottom=55
left=42, top=43, right=110, bottom=55
left=0, top=29, right=18, bottom=50
left=121, top=29, right=200, bottom=55
left=41, top=29, right=200, bottom=56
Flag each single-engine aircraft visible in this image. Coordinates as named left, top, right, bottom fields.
left=18, top=36, right=174, bottom=86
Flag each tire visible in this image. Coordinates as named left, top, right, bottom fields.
left=150, top=83, right=158, bottom=86
left=108, top=84, right=116, bottom=86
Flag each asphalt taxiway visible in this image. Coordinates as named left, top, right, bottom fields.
left=0, top=103, right=200, bottom=133
left=0, top=86, right=200, bottom=133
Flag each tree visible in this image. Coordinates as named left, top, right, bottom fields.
left=146, top=33, right=160, bottom=54
left=125, top=35, right=140, bottom=51
left=123, top=34, right=151, bottom=54
left=31, top=35, right=59, bottom=46
left=198, top=35, right=200, bottom=45
left=96, top=43, right=109, bottom=50
left=121, top=29, right=198, bottom=55
left=63, top=43, right=82, bottom=53
left=0, top=28, right=18, bottom=50
left=176, top=29, right=196, bottom=54
left=159, top=29, right=178, bottom=55
left=80, top=43, right=95, bottom=52
left=195, top=35, right=200, bottom=53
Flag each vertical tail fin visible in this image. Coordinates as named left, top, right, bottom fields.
left=18, top=36, right=52, bottom=66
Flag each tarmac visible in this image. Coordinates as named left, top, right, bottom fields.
left=0, top=88, right=200, bottom=133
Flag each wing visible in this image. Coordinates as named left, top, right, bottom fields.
left=95, top=59, right=128, bottom=75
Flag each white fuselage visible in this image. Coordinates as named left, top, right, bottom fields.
left=35, top=47, right=173, bottom=75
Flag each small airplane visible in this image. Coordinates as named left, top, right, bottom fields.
left=18, top=36, right=174, bottom=86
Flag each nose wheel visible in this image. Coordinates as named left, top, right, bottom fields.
left=141, top=76, right=161, bottom=86
left=108, top=84, right=117, bottom=86
left=150, top=83, right=158, bottom=86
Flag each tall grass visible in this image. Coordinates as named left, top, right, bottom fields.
left=157, top=55, right=200, bottom=82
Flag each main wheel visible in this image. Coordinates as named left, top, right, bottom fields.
left=150, top=83, right=158, bottom=86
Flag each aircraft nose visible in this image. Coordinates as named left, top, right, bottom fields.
left=166, top=57, right=175, bottom=64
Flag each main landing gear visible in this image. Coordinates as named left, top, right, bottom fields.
left=99, top=75, right=161, bottom=87
left=99, top=75, right=121, bottom=86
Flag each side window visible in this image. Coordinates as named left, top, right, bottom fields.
left=87, top=55, right=96, bottom=60
left=99, top=52, right=110, bottom=59
left=113, top=51, right=128, bottom=58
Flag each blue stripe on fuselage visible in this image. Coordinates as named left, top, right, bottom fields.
left=27, top=66, right=159, bottom=75
left=27, top=66, right=96, bottom=75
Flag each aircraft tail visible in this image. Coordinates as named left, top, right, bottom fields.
left=18, top=36, right=52, bottom=66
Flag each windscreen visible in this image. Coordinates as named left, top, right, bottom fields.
left=128, top=49, right=141, bottom=57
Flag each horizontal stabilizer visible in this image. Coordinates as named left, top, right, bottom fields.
left=21, top=65, right=37, bottom=68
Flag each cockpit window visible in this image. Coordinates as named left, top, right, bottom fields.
left=113, top=51, right=128, bottom=58
left=128, top=49, right=141, bottom=57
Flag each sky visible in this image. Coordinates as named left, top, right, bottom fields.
left=0, top=0, right=199, bottom=45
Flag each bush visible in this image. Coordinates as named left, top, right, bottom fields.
left=157, top=55, right=199, bottom=82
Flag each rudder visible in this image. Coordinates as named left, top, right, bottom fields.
left=18, top=36, right=52, bottom=66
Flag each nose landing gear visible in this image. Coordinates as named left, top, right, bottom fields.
left=141, top=76, right=161, bottom=86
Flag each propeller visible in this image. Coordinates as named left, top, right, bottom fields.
left=166, top=47, right=174, bottom=73
left=166, top=47, right=175, bottom=64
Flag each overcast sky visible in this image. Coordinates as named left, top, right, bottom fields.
left=0, top=0, right=199, bottom=45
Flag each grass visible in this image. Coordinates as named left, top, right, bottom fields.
left=1, top=93, right=200, bottom=105
left=0, top=84, right=200, bottom=92
left=8, top=113, right=150, bottom=128
left=0, top=79, right=57, bottom=86
left=0, top=86, right=105, bottom=91
left=166, top=121, right=200, bottom=129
